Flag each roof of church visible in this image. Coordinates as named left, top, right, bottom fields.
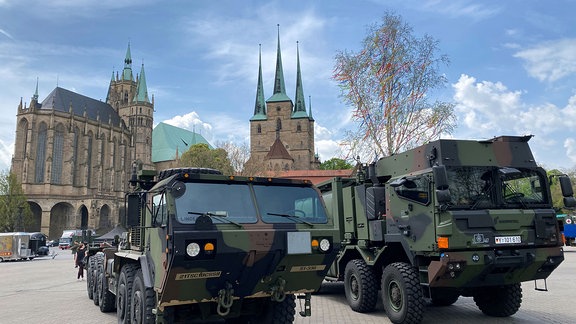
left=264, top=138, right=293, bottom=161
left=39, top=87, right=123, bottom=127
left=152, top=122, right=212, bottom=162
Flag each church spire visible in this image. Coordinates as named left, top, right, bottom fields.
left=251, top=44, right=267, bottom=121
left=32, top=77, right=39, bottom=102
left=122, top=42, right=133, bottom=81
left=267, top=25, right=291, bottom=102
left=292, top=41, right=308, bottom=118
left=134, top=63, right=150, bottom=103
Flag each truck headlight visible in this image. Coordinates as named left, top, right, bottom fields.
left=186, top=242, right=201, bottom=257
left=319, top=239, right=331, bottom=252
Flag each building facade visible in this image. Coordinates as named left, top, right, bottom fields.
left=10, top=44, right=153, bottom=238
left=248, top=31, right=320, bottom=172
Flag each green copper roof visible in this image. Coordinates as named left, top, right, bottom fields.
left=122, top=43, right=133, bottom=81
left=267, top=25, right=291, bottom=103
left=251, top=44, right=267, bottom=121
left=292, top=41, right=308, bottom=119
left=152, top=122, right=212, bottom=162
left=133, top=64, right=150, bottom=103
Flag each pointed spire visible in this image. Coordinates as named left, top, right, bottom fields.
left=267, top=24, right=291, bottom=102
left=133, top=64, right=150, bottom=103
left=106, top=70, right=114, bottom=104
left=292, top=41, right=308, bottom=118
left=122, top=42, right=133, bottom=81
left=308, top=95, right=314, bottom=121
left=32, top=77, right=39, bottom=102
left=251, top=44, right=267, bottom=121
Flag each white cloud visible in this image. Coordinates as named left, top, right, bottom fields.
left=162, top=111, right=213, bottom=140
left=514, top=38, right=576, bottom=82
left=0, top=139, right=13, bottom=171
left=565, top=138, right=576, bottom=165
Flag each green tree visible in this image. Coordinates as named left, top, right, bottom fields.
left=333, top=11, right=456, bottom=160
left=179, top=143, right=234, bottom=175
left=0, top=171, right=33, bottom=232
left=548, top=169, right=576, bottom=213
left=319, top=158, right=354, bottom=170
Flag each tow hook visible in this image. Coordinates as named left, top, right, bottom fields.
left=270, top=277, right=286, bottom=302
left=297, top=293, right=312, bottom=317
left=217, top=282, right=234, bottom=316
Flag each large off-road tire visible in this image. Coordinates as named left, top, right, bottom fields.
left=381, top=262, right=424, bottom=324
left=131, top=269, right=156, bottom=324
left=430, top=287, right=460, bottom=306
left=473, top=283, right=522, bottom=317
left=117, top=263, right=139, bottom=324
left=248, top=294, right=296, bottom=324
left=344, top=259, right=378, bottom=313
left=93, top=253, right=104, bottom=306
left=98, top=270, right=116, bottom=312
left=87, top=256, right=94, bottom=300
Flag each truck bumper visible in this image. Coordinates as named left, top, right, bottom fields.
left=427, top=246, right=564, bottom=288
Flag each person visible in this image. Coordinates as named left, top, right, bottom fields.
left=70, top=240, right=80, bottom=267
left=75, top=243, right=86, bottom=280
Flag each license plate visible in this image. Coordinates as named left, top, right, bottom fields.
left=495, top=236, right=521, bottom=244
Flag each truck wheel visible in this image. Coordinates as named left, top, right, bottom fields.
left=430, top=287, right=459, bottom=306
left=93, top=253, right=104, bottom=306
left=381, top=262, right=424, bottom=324
left=344, top=259, right=378, bottom=312
left=473, top=283, right=522, bottom=317
left=98, top=270, right=116, bottom=312
left=249, top=294, right=296, bottom=324
left=87, top=256, right=95, bottom=300
left=117, top=263, right=138, bottom=324
left=131, top=269, right=155, bottom=323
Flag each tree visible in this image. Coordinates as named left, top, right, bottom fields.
left=333, top=11, right=456, bottom=161
left=215, top=140, right=259, bottom=176
left=548, top=168, right=576, bottom=214
left=319, top=158, right=354, bottom=170
left=179, top=143, right=235, bottom=175
left=0, top=170, right=33, bottom=232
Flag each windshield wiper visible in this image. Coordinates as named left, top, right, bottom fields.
left=267, top=213, right=313, bottom=227
left=188, top=211, right=243, bottom=228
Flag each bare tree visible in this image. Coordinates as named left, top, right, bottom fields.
left=334, top=11, right=456, bottom=160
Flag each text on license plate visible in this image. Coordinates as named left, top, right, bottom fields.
left=495, top=236, right=521, bottom=244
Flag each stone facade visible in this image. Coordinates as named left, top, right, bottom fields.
left=10, top=44, right=153, bottom=239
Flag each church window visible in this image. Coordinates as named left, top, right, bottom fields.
left=34, top=122, right=47, bottom=183
left=72, top=127, right=80, bottom=186
left=17, top=119, right=28, bottom=159
left=50, top=124, right=65, bottom=184
left=276, top=106, right=281, bottom=112
left=257, top=124, right=261, bottom=134
left=124, top=91, right=129, bottom=103
left=297, top=122, right=301, bottom=132
left=87, top=132, right=93, bottom=188
left=140, top=107, right=142, bottom=114
left=276, top=118, right=282, bottom=131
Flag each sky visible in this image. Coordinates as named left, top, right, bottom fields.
left=1, top=0, right=576, bottom=172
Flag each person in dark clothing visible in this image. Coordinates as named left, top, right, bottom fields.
left=75, top=243, right=86, bottom=280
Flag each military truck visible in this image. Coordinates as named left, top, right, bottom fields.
left=85, top=167, right=339, bottom=323
left=317, top=135, right=576, bottom=324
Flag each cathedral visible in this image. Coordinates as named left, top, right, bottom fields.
left=10, top=44, right=154, bottom=238
left=247, top=30, right=320, bottom=172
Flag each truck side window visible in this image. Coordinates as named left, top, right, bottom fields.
left=394, top=177, right=430, bottom=205
left=153, top=193, right=168, bottom=226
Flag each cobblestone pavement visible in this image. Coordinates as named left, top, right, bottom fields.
left=1, top=246, right=575, bottom=323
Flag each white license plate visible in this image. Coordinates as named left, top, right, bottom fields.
left=495, top=236, right=521, bottom=244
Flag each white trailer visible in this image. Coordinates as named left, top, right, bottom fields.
left=0, top=232, right=33, bottom=262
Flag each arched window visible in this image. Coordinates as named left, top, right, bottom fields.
left=86, top=131, right=93, bottom=188
left=124, top=91, right=129, bottom=103
left=50, top=123, right=65, bottom=184
left=72, top=127, right=81, bottom=186
left=17, top=119, right=28, bottom=159
left=297, top=122, right=301, bottom=132
left=34, top=122, right=48, bottom=183
left=276, top=118, right=282, bottom=131
left=257, top=124, right=262, bottom=134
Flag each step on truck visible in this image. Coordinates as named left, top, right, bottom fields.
left=85, top=167, right=339, bottom=323
left=317, top=135, right=576, bottom=324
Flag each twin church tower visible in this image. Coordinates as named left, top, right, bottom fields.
left=247, top=28, right=320, bottom=171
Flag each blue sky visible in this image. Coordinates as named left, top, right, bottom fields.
left=1, top=0, right=576, bottom=171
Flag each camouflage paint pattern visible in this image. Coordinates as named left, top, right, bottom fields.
left=321, top=135, right=568, bottom=290
left=116, top=170, right=340, bottom=320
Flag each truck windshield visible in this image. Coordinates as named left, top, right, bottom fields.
left=445, top=166, right=549, bottom=209
left=175, top=182, right=258, bottom=224
left=254, top=185, right=328, bottom=224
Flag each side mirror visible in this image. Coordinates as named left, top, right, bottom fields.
left=560, top=176, right=574, bottom=197
left=126, top=193, right=141, bottom=227
left=433, top=165, right=449, bottom=190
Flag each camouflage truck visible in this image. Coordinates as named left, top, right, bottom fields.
left=85, top=167, right=339, bottom=323
left=317, top=135, right=576, bottom=324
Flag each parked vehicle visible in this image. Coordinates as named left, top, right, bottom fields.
left=85, top=167, right=340, bottom=323
left=318, top=135, right=576, bottom=324
left=29, top=232, right=48, bottom=256
left=0, top=232, right=33, bottom=261
left=46, top=239, right=59, bottom=247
